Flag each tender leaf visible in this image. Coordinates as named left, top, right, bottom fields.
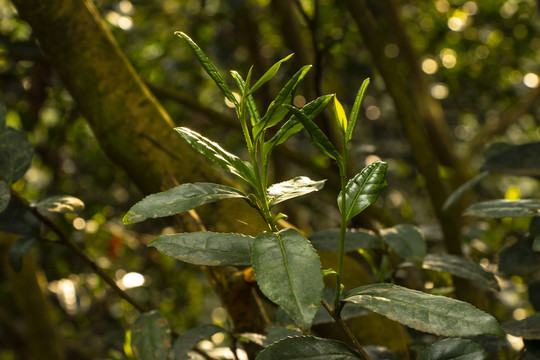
left=0, top=127, right=34, bottom=184
left=175, top=127, right=256, bottom=186
left=503, top=313, right=540, bottom=339
left=0, top=180, right=9, bottom=212
left=174, top=324, right=224, bottom=360
left=333, top=95, right=348, bottom=134
left=124, top=182, right=245, bottom=224
left=346, top=78, right=370, bottom=144
left=35, top=195, right=85, bottom=214
left=284, top=104, right=341, bottom=160
left=131, top=311, right=171, bottom=360
left=338, top=161, right=388, bottom=221
left=250, top=53, right=294, bottom=93
left=481, top=142, right=540, bottom=176
left=380, top=224, right=426, bottom=266
left=148, top=232, right=254, bottom=266
left=464, top=199, right=540, bottom=218
left=267, top=176, right=326, bottom=207
left=309, top=229, right=380, bottom=253
left=256, top=336, right=362, bottom=360
left=443, top=171, right=490, bottom=211
left=175, top=31, right=239, bottom=108
left=231, top=70, right=261, bottom=125
left=418, top=338, right=487, bottom=360
left=8, top=236, right=36, bottom=272
left=251, top=228, right=323, bottom=330
left=423, top=253, right=499, bottom=290
left=342, top=283, right=504, bottom=337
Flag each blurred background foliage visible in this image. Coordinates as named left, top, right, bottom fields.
left=1, top=0, right=540, bottom=359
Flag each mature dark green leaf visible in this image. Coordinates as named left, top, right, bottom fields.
left=175, top=127, right=256, bottom=186
left=251, top=228, right=323, bottom=330
left=533, top=236, right=540, bottom=252
left=0, top=197, right=40, bottom=236
left=231, top=70, right=261, bottom=125
left=250, top=53, right=294, bottom=94
left=124, top=182, right=245, bottom=224
left=464, top=200, right=540, bottom=218
left=338, top=162, right=388, bottom=221
left=0, top=127, right=34, bottom=184
left=309, top=229, right=380, bottom=253
left=0, top=180, right=9, bottom=212
left=380, top=224, right=426, bottom=266
left=148, top=232, right=254, bottom=266
left=284, top=104, right=341, bottom=160
left=175, top=31, right=239, bottom=108
left=346, top=78, right=370, bottom=144
left=174, top=324, right=224, bottom=360
left=0, top=104, right=6, bottom=131
left=418, top=338, right=486, bottom=360
left=8, top=236, right=36, bottom=272
left=481, top=142, right=540, bottom=176
left=267, top=176, right=325, bottom=207
left=342, top=283, right=504, bottom=337
left=313, top=288, right=370, bottom=325
left=443, top=171, right=490, bottom=211
left=131, top=311, right=171, bottom=360
left=503, top=314, right=540, bottom=339
left=35, top=195, right=85, bottom=214
left=423, top=253, right=499, bottom=290
left=499, top=238, right=540, bottom=277
left=239, top=326, right=303, bottom=347
left=256, top=336, right=362, bottom=360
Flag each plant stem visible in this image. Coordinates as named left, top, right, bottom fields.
left=334, top=141, right=349, bottom=313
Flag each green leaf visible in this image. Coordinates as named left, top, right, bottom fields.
left=8, top=236, right=36, bottom=272
left=417, top=338, right=487, bottom=360
left=0, top=180, right=9, bottom=212
left=422, top=253, right=500, bottom=290
left=481, top=142, right=540, bottom=176
left=0, top=104, right=6, bottom=131
left=175, top=127, right=256, bottom=186
left=251, top=228, right=323, bottom=330
left=332, top=95, right=348, bottom=134
left=284, top=104, right=341, bottom=160
left=131, top=311, right=171, bottom=360
left=338, top=161, right=388, bottom=221
left=533, top=235, right=540, bottom=252
left=0, top=127, right=34, bottom=184
left=124, top=182, right=245, bottom=224
left=379, top=224, right=426, bottom=266
left=443, top=171, right=490, bottom=211
left=342, top=283, right=504, bottom=337
left=309, top=229, right=380, bottom=252
left=267, top=176, right=326, bottom=207
left=148, top=232, right=254, bottom=266
left=499, top=238, right=540, bottom=277
left=464, top=199, right=540, bottom=218
left=346, top=78, right=370, bottom=144
left=230, top=70, right=261, bottom=125
left=35, top=195, right=85, bottom=214
left=174, top=324, right=224, bottom=360
left=256, top=336, right=362, bottom=360
left=0, top=197, right=40, bottom=236
left=175, top=31, right=239, bottom=108
left=503, top=313, right=540, bottom=339
left=250, top=53, right=294, bottom=94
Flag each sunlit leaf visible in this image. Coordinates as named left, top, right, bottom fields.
left=0, top=127, right=34, bottom=184
left=251, top=228, right=323, bottom=330
left=338, top=161, right=388, bottom=221
left=333, top=95, right=348, bottom=134
left=346, top=78, right=370, bottom=144
left=503, top=314, right=540, bottom=339
left=464, top=199, right=540, bottom=218
left=309, top=228, right=380, bottom=253
left=250, top=53, right=294, bottom=93
left=481, top=142, right=540, bottom=177
left=423, top=253, right=499, bottom=290
left=0, top=180, right=9, bottom=212
left=267, top=176, right=326, bottom=207
left=380, top=224, right=426, bottom=266
left=342, top=283, right=504, bottom=337
left=124, top=183, right=245, bottom=224
left=174, top=324, right=224, bottom=360
left=256, top=336, right=362, bottom=360
left=35, top=195, right=85, bottom=214
left=418, top=338, right=486, bottom=360
left=231, top=70, right=261, bottom=125
left=8, top=235, right=36, bottom=272
left=148, top=232, right=254, bottom=266
left=131, top=311, right=171, bottom=360
left=443, top=172, right=490, bottom=211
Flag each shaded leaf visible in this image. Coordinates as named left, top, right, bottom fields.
left=309, top=229, right=380, bottom=253
left=250, top=53, right=294, bottom=94
left=131, top=311, right=171, bottom=360
left=423, top=253, right=499, bottom=290
left=346, top=78, right=370, bottom=144
left=239, top=326, right=303, bottom=347
left=534, top=236, right=540, bottom=252
left=35, top=196, right=85, bottom=214
left=418, top=338, right=486, bottom=360
left=148, top=232, right=254, bottom=266
left=256, top=336, right=362, bottom=360
left=175, top=127, right=256, bottom=186
left=503, top=313, right=540, bottom=340
left=174, top=324, right=224, bottom=360
left=267, top=176, right=326, bottom=207
left=464, top=199, right=540, bottom=218
left=0, top=127, right=34, bottom=184
left=0, top=104, right=5, bottom=131
left=481, top=142, right=540, bottom=177
left=8, top=236, right=36, bottom=272
left=339, top=162, right=388, bottom=221
left=0, top=197, right=40, bottom=236
left=124, top=183, right=245, bottom=224
left=380, top=224, right=426, bottom=265
left=0, top=180, right=9, bottom=212
left=443, top=172, right=490, bottom=211
left=499, top=238, right=540, bottom=277
left=342, top=283, right=504, bottom=337
left=251, top=228, right=323, bottom=330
